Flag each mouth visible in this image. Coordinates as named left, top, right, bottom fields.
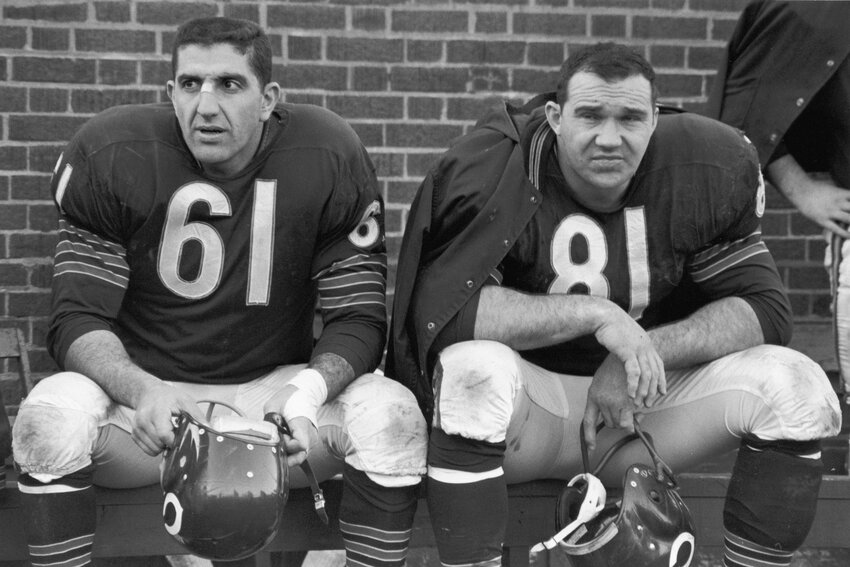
left=194, top=125, right=226, bottom=140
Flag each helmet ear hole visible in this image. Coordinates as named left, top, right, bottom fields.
left=163, top=492, right=184, bottom=536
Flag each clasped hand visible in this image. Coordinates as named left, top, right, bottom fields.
left=584, top=313, right=665, bottom=451
left=263, top=385, right=320, bottom=468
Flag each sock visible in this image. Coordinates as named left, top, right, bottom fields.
left=18, top=468, right=96, bottom=567
left=339, top=464, right=418, bottom=567
left=723, top=442, right=822, bottom=567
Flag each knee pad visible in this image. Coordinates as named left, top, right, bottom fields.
left=12, top=372, right=111, bottom=482
left=434, top=340, right=520, bottom=443
left=734, top=346, right=840, bottom=441
left=724, top=442, right=822, bottom=551
left=340, top=374, right=427, bottom=485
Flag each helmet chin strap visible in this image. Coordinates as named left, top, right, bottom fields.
left=264, top=412, right=329, bottom=525
left=531, top=473, right=606, bottom=552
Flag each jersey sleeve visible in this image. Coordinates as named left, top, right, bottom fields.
left=310, top=145, right=388, bottom=376
left=685, top=149, right=792, bottom=345
left=47, top=135, right=132, bottom=367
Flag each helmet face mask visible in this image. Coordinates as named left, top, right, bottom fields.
left=161, top=403, right=289, bottom=561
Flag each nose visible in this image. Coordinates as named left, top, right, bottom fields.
left=595, top=119, right=622, bottom=148
left=196, top=81, right=219, bottom=117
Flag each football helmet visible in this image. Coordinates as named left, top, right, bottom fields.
left=534, top=419, right=696, bottom=567
left=160, top=400, right=289, bottom=561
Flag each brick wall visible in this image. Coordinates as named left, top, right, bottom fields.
left=0, top=0, right=831, bottom=404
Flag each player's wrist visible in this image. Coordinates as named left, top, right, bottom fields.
left=282, top=368, right=328, bottom=429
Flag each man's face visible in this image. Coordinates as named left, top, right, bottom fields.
left=167, top=44, right=279, bottom=177
left=545, top=71, right=658, bottom=211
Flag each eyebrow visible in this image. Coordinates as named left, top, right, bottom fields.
left=573, top=102, right=650, bottom=117
left=175, top=72, right=251, bottom=85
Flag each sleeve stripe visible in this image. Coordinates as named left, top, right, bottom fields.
left=54, top=244, right=128, bottom=273
left=318, top=273, right=386, bottom=291
left=53, top=263, right=129, bottom=288
left=59, top=219, right=127, bottom=256
left=313, top=253, right=387, bottom=279
left=690, top=229, right=761, bottom=265
left=689, top=242, right=770, bottom=283
left=319, top=292, right=386, bottom=310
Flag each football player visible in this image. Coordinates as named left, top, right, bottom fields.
left=389, top=42, right=841, bottom=567
left=12, top=17, right=427, bottom=567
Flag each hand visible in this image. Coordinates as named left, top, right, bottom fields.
left=132, top=383, right=202, bottom=456
left=791, top=180, right=850, bottom=238
left=593, top=306, right=665, bottom=408
left=583, top=353, right=643, bottom=452
left=264, top=385, right=320, bottom=468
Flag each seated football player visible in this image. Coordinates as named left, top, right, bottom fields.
left=389, top=42, right=841, bottom=567
left=12, top=16, right=426, bottom=567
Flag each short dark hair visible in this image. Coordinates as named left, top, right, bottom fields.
left=555, top=42, right=658, bottom=107
left=171, top=17, right=272, bottom=86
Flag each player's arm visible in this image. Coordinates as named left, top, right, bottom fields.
left=767, top=154, right=850, bottom=238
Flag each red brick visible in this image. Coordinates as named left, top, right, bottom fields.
left=689, top=46, right=725, bottom=70
left=408, top=97, right=443, bottom=120
left=406, top=153, right=442, bottom=177
left=371, top=152, right=405, bottom=178
left=9, top=115, right=87, bottom=143
left=31, top=263, right=55, bottom=289
left=528, top=43, right=565, bottom=67
left=268, top=5, right=346, bottom=30
left=350, top=123, right=383, bottom=147
left=649, top=45, right=685, bottom=68
left=633, top=16, right=708, bottom=40
left=711, top=17, right=740, bottom=42
left=392, top=10, right=469, bottom=33
left=514, top=13, right=585, bottom=36
left=353, top=8, right=386, bottom=31
left=8, top=291, right=52, bottom=318
left=656, top=73, right=703, bottom=98
left=14, top=57, right=96, bottom=84
left=0, top=147, right=27, bottom=172
left=99, top=59, right=139, bottom=85
left=3, top=3, right=87, bottom=22
left=475, top=12, right=507, bottom=34
left=0, top=204, right=27, bottom=230
left=692, top=0, right=745, bottom=11
left=76, top=29, right=157, bottom=53
left=591, top=15, right=627, bottom=38
left=790, top=214, right=823, bottom=236
left=386, top=123, right=463, bottom=149
left=8, top=233, right=59, bottom=259
left=288, top=36, right=322, bottom=61
left=0, top=26, right=26, bottom=49
left=30, top=88, right=69, bottom=113
left=95, top=1, right=132, bottom=23
left=71, top=89, right=158, bottom=113
left=285, top=93, right=325, bottom=107
left=575, top=0, right=649, bottom=6
left=141, top=60, right=172, bottom=85
left=407, top=40, right=443, bottom=63
left=788, top=266, right=830, bottom=290
left=447, top=41, right=525, bottom=65
left=808, top=239, right=827, bottom=263
left=0, top=265, right=28, bottom=287
left=470, top=67, right=509, bottom=92
left=327, top=95, right=403, bottom=119
left=812, top=293, right=833, bottom=318
left=0, top=87, right=26, bottom=112
left=30, top=146, right=67, bottom=174
left=278, top=64, right=348, bottom=91
left=652, top=0, right=687, bottom=9
left=32, top=28, right=70, bottom=51
left=385, top=208, right=404, bottom=233
left=447, top=96, right=501, bottom=121
left=29, top=204, right=59, bottom=232
left=328, top=38, right=404, bottom=63
left=764, top=238, right=806, bottom=263
left=389, top=180, right=425, bottom=203
left=136, top=2, right=218, bottom=25
left=224, top=4, right=260, bottom=23
left=390, top=67, right=468, bottom=93
left=353, top=67, right=390, bottom=91
left=512, top=68, right=559, bottom=93
left=11, top=175, right=52, bottom=201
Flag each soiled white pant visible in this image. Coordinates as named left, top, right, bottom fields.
left=829, top=232, right=850, bottom=395
left=433, top=340, right=840, bottom=486
left=13, top=366, right=427, bottom=489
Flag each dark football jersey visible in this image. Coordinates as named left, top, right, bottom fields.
left=499, top=112, right=774, bottom=374
left=48, top=102, right=387, bottom=383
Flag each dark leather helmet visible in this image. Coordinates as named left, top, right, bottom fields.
left=535, top=419, right=696, bottom=567
left=161, top=400, right=289, bottom=561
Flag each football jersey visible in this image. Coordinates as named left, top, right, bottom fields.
left=500, top=111, right=774, bottom=374
left=48, top=102, right=387, bottom=383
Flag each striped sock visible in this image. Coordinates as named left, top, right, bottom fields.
left=339, top=465, right=418, bottom=567
left=340, top=519, right=411, bottom=567
left=724, top=530, right=793, bottom=567
left=18, top=472, right=96, bottom=567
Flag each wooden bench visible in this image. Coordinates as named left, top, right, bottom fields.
left=2, top=323, right=849, bottom=565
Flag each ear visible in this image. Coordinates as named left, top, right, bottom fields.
left=544, top=100, right=563, bottom=132
left=166, top=80, right=175, bottom=102
left=650, top=105, right=659, bottom=132
left=260, top=81, right=281, bottom=122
